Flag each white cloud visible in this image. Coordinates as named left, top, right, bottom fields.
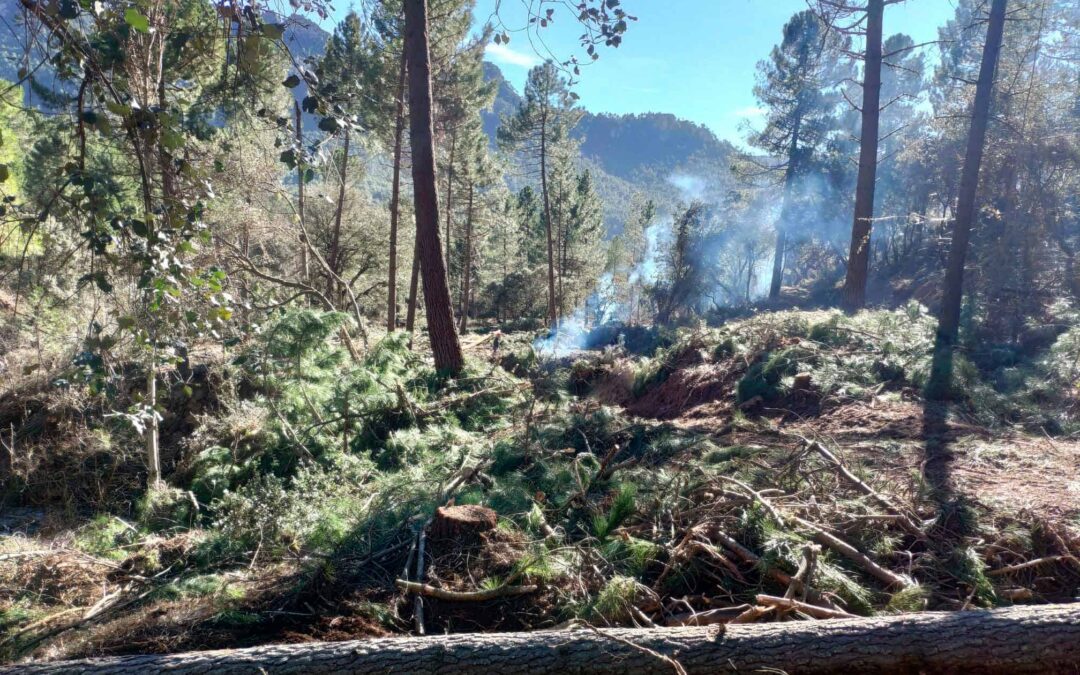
left=733, top=105, right=767, bottom=118
left=485, top=42, right=541, bottom=69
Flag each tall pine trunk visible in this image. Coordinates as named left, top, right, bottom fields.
left=769, top=114, right=802, bottom=300
left=539, top=114, right=557, bottom=326
left=459, top=182, right=474, bottom=333
left=145, top=354, right=160, bottom=487
left=295, top=100, right=310, bottom=285
left=927, top=0, right=1007, bottom=399
left=387, top=48, right=407, bottom=332
left=406, top=238, right=420, bottom=346
left=329, top=129, right=350, bottom=305
left=769, top=228, right=787, bottom=300
left=445, top=132, right=456, bottom=277
left=404, top=0, right=463, bottom=374
left=841, top=0, right=884, bottom=312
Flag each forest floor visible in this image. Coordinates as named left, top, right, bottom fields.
left=2, top=307, right=1079, bottom=664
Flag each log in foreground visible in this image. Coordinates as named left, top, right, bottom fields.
left=4, top=604, right=1079, bottom=674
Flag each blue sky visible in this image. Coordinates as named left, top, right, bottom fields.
left=473, top=0, right=959, bottom=146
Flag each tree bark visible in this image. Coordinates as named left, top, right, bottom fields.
left=387, top=48, right=408, bottom=332
left=927, top=0, right=1007, bottom=400
left=768, top=227, right=787, bottom=300
left=404, top=0, right=463, bottom=373
left=9, top=604, right=1080, bottom=674
left=841, top=0, right=884, bottom=313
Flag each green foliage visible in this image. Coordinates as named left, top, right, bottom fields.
left=137, top=486, right=197, bottom=532
left=189, top=446, right=242, bottom=506
left=703, top=444, right=756, bottom=464
left=151, top=573, right=239, bottom=602
left=601, top=536, right=661, bottom=577
left=591, top=484, right=636, bottom=541
left=946, top=547, right=996, bottom=607
left=886, top=584, right=930, bottom=613
left=736, top=347, right=799, bottom=403
left=72, top=515, right=135, bottom=560
left=582, top=575, right=649, bottom=624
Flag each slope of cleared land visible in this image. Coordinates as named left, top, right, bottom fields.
left=2, top=308, right=1078, bottom=666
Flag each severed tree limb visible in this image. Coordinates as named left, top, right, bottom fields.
left=755, top=594, right=857, bottom=620
left=6, top=604, right=1080, bottom=674
left=801, top=438, right=923, bottom=537
left=718, top=476, right=912, bottom=589
left=793, top=515, right=912, bottom=589
left=707, top=528, right=835, bottom=609
left=783, top=544, right=819, bottom=602
left=395, top=579, right=538, bottom=602
left=729, top=604, right=775, bottom=624
left=665, top=605, right=751, bottom=627
left=987, top=555, right=1069, bottom=577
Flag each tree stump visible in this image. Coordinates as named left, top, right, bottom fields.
left=793, top=372, right=812, bottom=390
left=429, top=505, right=497, bottom=542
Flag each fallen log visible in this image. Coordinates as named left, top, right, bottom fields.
left=4, top=604, right=1078, bottom=674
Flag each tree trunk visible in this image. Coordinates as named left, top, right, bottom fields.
left=769, top=227, right=786, bottom=300
left=387, top=48, right=408, bottom=332
left=144, top=357, right=160, bottom=488
left=406, top=237, right=421, bottom=346
left=329, top=129, right=351, bottom=305
left=11, top=604, right=1080, bottom=674
left=841, top=0, right=884, bottom=313
left=294, top=100, right=310, bottom=285
left=459, top=182, right=474, bottom=333
left=444, top=132, right=456, bottom=277
left=404, top=0, right=463, bottom=374
left=539, top=115, right=557, bottom=327
left=769, top=113, right=802, bottom=301
left=927, top=0, right=1007, bottom=400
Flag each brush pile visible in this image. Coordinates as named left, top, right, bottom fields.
left=2, top=307, right=1079, bottom=665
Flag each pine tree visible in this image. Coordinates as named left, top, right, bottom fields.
left=751, top=10, right=848, bottom=300
left=820, top=0, right=886, bottom=312
left=404, top=0, right=463, bottom=373
left=498, top=61, right=583, bottom=325
left=927, top=0, right=1008, bottom=399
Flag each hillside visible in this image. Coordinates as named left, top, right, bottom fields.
left=482, top=62, right=737, bottom=186
left=4, top=309, right=1079, bottom=666
left=0, top=4, right=732, bottom=231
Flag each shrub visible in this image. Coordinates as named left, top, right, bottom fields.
left=137, top=486, right=198, bottom=532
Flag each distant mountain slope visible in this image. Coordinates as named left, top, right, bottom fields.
left=0, top=6, right=735, bottom=231
left=481, top=62, right=736, bottom=186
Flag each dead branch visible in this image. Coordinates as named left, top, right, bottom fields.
left=395, top=579, right=539, bottom=601
left=801, top=437, right=923, bottom=537
left=755, top=594, right=858, bottom=620
left=987, top=555, right=1069, bottom=577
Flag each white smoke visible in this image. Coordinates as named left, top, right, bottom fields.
left=532, top=220, right=670, bottom=357
left=668, top=172, right=708, bottom=202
